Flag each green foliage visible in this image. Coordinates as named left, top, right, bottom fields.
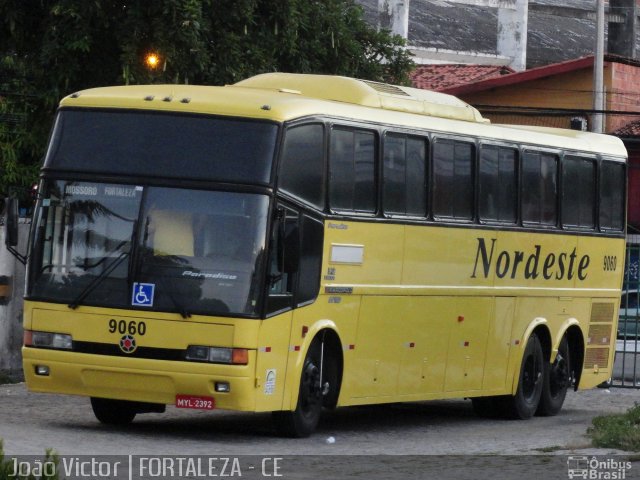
left=0, top=371, right=18, bottom=384
left=0, top=0, right=415, bottom=195
left=0, top=440, right=60, bottom=480
left=588, top=404, right=640, bottom=451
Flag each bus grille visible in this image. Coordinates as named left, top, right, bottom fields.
left=587, top=324, right=612, bottom=346
left=584, top=347, right=610, bottom=369
left=590, top=303, right=614, bottom=323
left=362, top=80, right=411, bottom=97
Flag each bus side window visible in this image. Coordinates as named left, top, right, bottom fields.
left=266, top=206, right=299, bottom=315
left=479, top=145, right=517, bottom=224
left=522, top=151, right=558, bottom=226
left=329, top=127, right=376, bottom=214
left=600, top=160, right=625, bottom=231
left=279, top=124, right=325, bottom=209
left=562, top=156, right=596, bottom=229
left=383, top=133, right=427, bottom=217
left=296, top=215, right=324, bottom=307
left=432, top=139, right=474, bottom=220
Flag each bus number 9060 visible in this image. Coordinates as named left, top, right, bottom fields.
left=108, top=319, right=147, bottom=336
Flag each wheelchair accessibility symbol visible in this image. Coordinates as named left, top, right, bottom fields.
left=132, top=283, right=155, bottom=307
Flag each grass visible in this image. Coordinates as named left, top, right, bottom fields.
left=588, top=404, right=640, bottom=452
left=0, top=372, right=18, bottom=385
left=0, top=440, right=59, bottom=480
left=534, top=445, right=565, bottom=453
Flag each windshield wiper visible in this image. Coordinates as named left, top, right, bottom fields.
left=68, top=248, right=130, bottom=310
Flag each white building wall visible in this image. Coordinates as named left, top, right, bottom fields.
left=0, top=221, right=29, bottom=378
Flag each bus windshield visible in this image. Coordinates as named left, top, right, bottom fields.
left=28, top=181, right=268, bottom=317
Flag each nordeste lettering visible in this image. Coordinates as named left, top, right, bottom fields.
left=471, top=238, right=590, bottom=281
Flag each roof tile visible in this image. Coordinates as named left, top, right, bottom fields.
left=613, top=119, right=640, bottom=137
left=410, top=64, right=515, bottom=92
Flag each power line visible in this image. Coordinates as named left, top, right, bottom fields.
left=474, top=104, right=640, bottom=116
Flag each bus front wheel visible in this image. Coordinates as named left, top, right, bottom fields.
left=90, top=397, right=137, bottom=425
left=273, top=338, right=333, bottom=437
left=505, top=332, right=544, bottom=419
left=536, top=336, right=571, bottom=416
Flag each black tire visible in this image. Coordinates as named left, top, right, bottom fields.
left=537, top=336, right=571, bottom=416
left=273, top=338, right=336, bottom=437
left=90, top=397, right=137, bottom=425
left=504, top=333, right=544, bottom=419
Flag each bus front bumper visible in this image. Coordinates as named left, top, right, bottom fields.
left=22, top=347, right=258, bottom=411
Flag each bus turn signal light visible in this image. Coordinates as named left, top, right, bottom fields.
left=232, top=348, right=248, bottom=365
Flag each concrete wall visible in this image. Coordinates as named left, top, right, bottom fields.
left=0, top=220, right=30, bottom=379
left=609, top=62, right=640, bottom=133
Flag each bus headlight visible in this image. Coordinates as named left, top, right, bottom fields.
left=24, top=330, right=73, bottom=350
left=185, top=346, right=248, bottom=365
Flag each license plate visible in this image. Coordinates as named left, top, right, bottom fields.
left=175, top=395, right=215, bottom=410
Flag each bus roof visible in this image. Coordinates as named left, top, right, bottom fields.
left=61, top=73, right=627, bottom=159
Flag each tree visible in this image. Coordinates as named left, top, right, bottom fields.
left=0, top=0, right=415, bottom=197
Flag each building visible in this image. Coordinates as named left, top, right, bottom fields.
left=356, top=0, right=639, bottom=70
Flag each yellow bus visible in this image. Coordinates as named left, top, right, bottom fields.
left=12, top=73, right=626, bottom=437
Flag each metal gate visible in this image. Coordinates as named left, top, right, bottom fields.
left=612, top=244, right=640, bottom=388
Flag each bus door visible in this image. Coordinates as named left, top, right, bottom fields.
left=257, top=205, right=325, bottom=411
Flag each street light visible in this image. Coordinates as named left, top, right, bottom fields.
left=145, top=52, right=160, bottom=70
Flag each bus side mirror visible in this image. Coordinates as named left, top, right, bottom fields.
left=5, top=197, right=19, bottom=248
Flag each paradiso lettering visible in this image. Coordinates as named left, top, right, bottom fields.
left=471, top=238, right=590, bottom=281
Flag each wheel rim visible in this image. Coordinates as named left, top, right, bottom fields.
left=549, top=352, right=569, bottom=398
left=299, top=360, right=322, bottom=419
left=522, top=349, right=542, bottom=401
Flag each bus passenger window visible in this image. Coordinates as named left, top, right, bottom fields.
left=279, top=124, right=325, bottom=209
left=383, top=134, right=406, bottom=215
left=522, top=151, right=558, bottom=226
left=479, top=145, right=517, bottom=224
left=432, top=139, right=474, bottom=220
left=562, top=156, right=596, bottom=229
left=600, top=160, right=625, bottom=231
left=383, top=134, right=427, bottom=217
left=329, top=128, right=376, bottom=214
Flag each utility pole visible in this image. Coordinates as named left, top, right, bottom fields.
left=592, top=0, right=605, bottom=133
left=378, top=0, right=410, bottom=39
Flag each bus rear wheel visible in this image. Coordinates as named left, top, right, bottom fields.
left=537, top=336, right=571, bottom=416
left=90, top=397, right=137, bottom=425
left=504, top=333, right=544, bottom=419
left=273, top=338, right=334, bottom=438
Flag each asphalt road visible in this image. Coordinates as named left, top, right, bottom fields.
left=1, top=383, right=639, bottom=479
